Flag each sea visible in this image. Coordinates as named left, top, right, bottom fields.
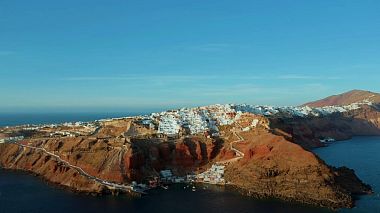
left=314, top=137, right=380, bottom=213
left=0, top=171, right=331, bottom=213
left=0, top=112, right=147, bottom=127
left=0, top=114, right=379, bottom=212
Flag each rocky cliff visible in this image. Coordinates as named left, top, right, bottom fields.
left=224, top=131, right=371, bottom=209
left=268, top=90, right=380, bottom=149
left=0, top=135, right=226, bottom=191
left=0, top=142, right=105, bottom=194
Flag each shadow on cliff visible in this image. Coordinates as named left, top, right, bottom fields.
left=126, top=136, right=224, bottom=180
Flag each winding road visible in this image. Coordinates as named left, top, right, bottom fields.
left=217, top=127, right=245, bottom=165
left=14, top=142, right=146, bottom=194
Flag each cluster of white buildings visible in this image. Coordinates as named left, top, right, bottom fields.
left=231, top=101, right=373, bottom=118
left=60, top=122, right=98, bottom=131
left=196, top=164, right=225, bottom=185
left=150, top=104, right=240, bottom=136
left=137, top=101, right=374, bottom=137
left=158, top=167, right=226, bottom=185
left=50, top=131, right=76, bottom=137
left=156, top=114, right=181, bottom=135
left=0, top=136, right=24, bottom=143
left=179, top=109, right=210, bottom=134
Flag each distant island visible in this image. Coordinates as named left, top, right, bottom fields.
left=1, top=89, right=379, bottom=210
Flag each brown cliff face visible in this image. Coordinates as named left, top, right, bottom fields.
left=269, top=105, right=380, bottom=149
left=0, top=143, right=105, bottom=193
left=124, top=137, right=226, bottom=179
left=284, top=90, right=380, bottom=148
left=0, top=134, right=228, bottom=188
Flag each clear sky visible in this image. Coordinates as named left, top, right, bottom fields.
left=1, top=0, right=380, bottom=113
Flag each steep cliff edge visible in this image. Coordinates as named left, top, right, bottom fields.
left=269, top=105, right=380, bottom=149
left=0, top=142, right=105, bottom=193
left=224, top=131, right=371, bottom=209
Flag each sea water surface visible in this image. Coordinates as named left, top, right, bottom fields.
left=314, top=137, right=380, bottom=213
left=0, top=169, right=330, bottom=213
left=0, top=112, right=146, bottom=127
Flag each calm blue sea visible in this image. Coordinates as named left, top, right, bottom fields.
left=0, top=112, right=146, bottom=127
left=0, top=170, right=330, bottom=213
left=314, top=137, right=380, bottom=213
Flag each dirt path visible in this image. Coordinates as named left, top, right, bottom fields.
left=14, top=142, right=145, bottom=194
left=217, top=127, right=245, bottom=165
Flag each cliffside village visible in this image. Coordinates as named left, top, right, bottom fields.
left=139, top=101, right=374, bottom=136
left=0, top=101, right=374, bottom=191
left=1, top=101, right=373, bottom=142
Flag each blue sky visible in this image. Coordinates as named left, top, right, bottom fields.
left=1, top=0, right=380, bottom=113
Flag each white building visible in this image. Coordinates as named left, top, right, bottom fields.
left=196, top=164, right=225, bottom=185
left=157, top=114, right=181, bottom=135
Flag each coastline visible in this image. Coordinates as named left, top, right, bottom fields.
left=0, top=134, right=372, bottom=209
left=1, top=103, right=379, bottom=210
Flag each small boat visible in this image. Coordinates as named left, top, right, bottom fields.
left=161, top=185, right=169, bottom=190
left=192, top=186, right=196, bottom=192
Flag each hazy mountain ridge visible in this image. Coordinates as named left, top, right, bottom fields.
left=303, top=90, right=380, bottom=107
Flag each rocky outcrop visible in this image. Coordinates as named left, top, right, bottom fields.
left=269, top=105, right=380, bottom=149
left=124, top=137, right=225, bottom=179
left=224, top=131, right=372, bottom=209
